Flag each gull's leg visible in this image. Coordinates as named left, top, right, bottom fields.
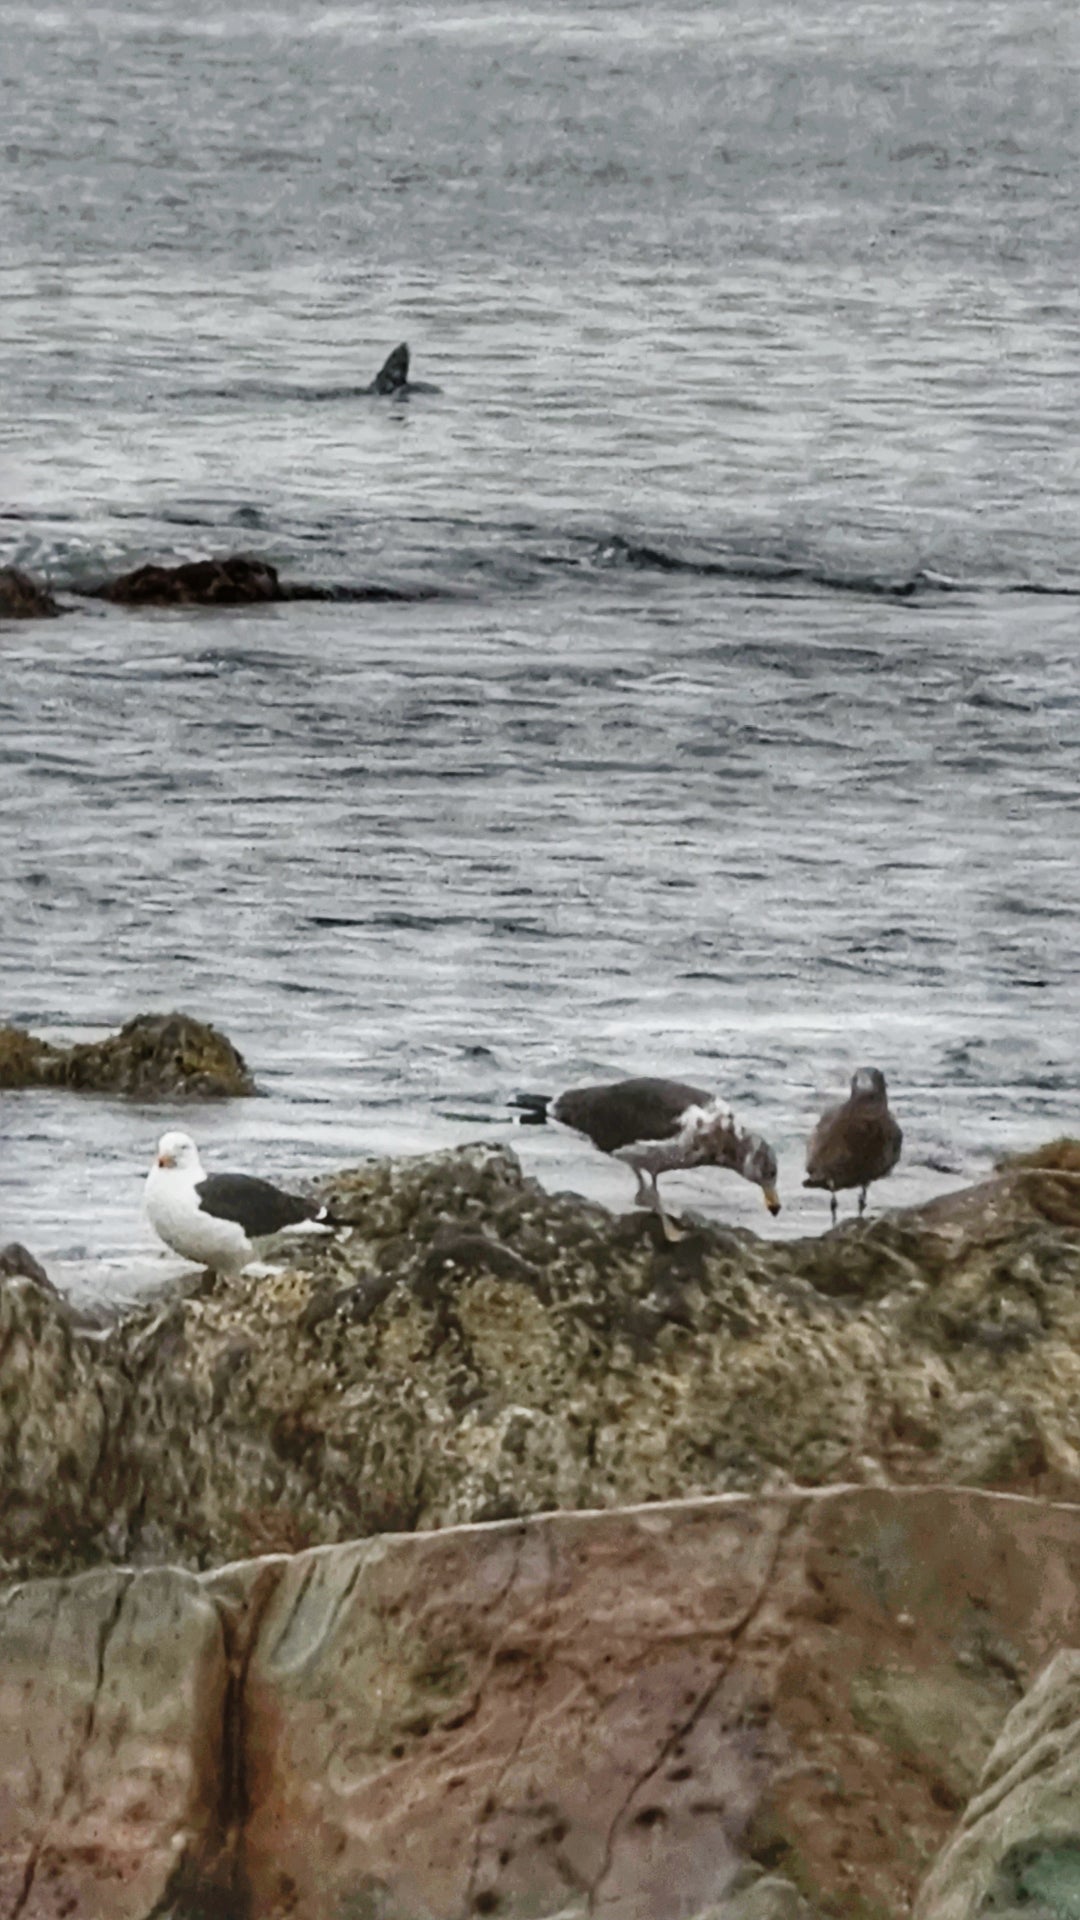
left=653, top=1174, right=687, bottom=1244
left=858, top=1186, right=867, bottom=1218
left=830, top=1189, right=838, bottom=1225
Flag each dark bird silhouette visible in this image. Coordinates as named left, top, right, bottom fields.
left=512, top=1076, right=780, bottom=1241
left=804, top=1067, right=902, bottom=1224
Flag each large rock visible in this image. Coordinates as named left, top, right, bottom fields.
left=914, top=1647, right=1080, bottom=1919
left=3, top=1141, right=1080, bottom=1913
left=85, top=553, right=291, bottom=606
left=0, top=566, right=59, bottom=618
left=3, top=1487, right=1080, bottom=1919
left=3, top=1140, right=1080, bottom=1580
left=0, top=1011, right=254, bottom=1097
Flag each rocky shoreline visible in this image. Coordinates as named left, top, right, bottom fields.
left=3, top=1138, right=1080, bottom=1914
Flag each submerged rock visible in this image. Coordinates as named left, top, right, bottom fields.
left=0, top=1010, right=254, bottom=1097
left=0, top=565, right=59, bottom=618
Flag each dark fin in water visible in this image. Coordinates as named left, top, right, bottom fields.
left=509, top=1092, right=551, bottom=1126
left=368, top=343, right=410, bottom=395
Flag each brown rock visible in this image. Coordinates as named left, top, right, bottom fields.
left=80, top=552, right=345, bottom=607
left=0, top=1010, right=254, bottom=1097
left=2, top=1487, right=1080, bottom=1919
left=0, top=1242, right=51, bottom=1288
left=0, top=566, right=59, bottom=618
left=218, top=1489, right=1080, bottom=1918
left=87, top=552, right=285, bottom=606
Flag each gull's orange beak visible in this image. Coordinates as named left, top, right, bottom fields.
left=157, top=1153, right=174, bottom=1169
left=763, top=1186, right=781, bottom=1216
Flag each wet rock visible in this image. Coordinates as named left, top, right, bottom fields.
left=914, top=1648, right=1080, bottom=1920
left=3, top=1488, right=1080, bottom=1920
left=0, top=565, right=59, bottom=617
left=77, top=550, right=354, bottom=606
left=0, top=1242, right=51, bottom=1288
left=0, top=1010, right=254, bottom=1097
left=85, top=551, right=288, bottom=606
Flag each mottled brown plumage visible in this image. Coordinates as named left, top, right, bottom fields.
left=512, top=1076, right=781, bottom=1241
left=804, top=1067, right=902, bottom=1223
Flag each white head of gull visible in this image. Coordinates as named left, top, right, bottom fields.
left=145, top=1129, right=331, bottom=1273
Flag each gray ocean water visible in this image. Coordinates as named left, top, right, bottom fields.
left=3, top=0, right=1079, bottom=1303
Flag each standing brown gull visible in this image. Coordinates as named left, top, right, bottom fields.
left=804, top=1067, right=902, bottom=1224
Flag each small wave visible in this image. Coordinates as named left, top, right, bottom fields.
left=582, top=533, right=960, bottom=601
left=16, top=513, right=1080, bottom=608
left=1002, top=579, right=1080, bottom=598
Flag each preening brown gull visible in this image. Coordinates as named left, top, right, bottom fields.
left=804, top=1067, right=903, bottom=1224
left=145, top=1130, right=333, bottom=1273
left=513, top=1076, right=781, bottom=1241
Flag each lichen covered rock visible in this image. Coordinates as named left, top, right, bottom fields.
left=914, top=1648, right=1080, bottom=1920
left=3, top=1140, right=1080, bottom=1583
left=0, top=1010, right=254, bottom=1097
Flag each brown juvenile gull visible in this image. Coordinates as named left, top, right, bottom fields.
left=803, top=1067, right=902, bottom=1224
left=512, top=1076, right=781, bottom=1241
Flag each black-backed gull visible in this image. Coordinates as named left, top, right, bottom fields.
left=144, top=1130, right=332, bottom=1272
left=513, top=1076, right=781, bottom=1240
left=804, top=1067, right=902, bottom=1224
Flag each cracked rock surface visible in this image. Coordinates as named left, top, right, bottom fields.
left=2, top=1487, right=1080, bottom=1919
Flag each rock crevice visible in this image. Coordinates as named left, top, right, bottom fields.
left=4, top=1489, right=1080, bottom=1919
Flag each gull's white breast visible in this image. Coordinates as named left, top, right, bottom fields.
left=145, top=1165, right=251, bottom=1270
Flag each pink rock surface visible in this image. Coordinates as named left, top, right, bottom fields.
left=4, top=1486, right=1080, bottom=1918
left=0, top=1569, right=225, bottom=1919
